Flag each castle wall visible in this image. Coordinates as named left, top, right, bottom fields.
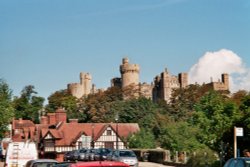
left=111, top=77, right=122, bottom=88
left=139, top=83, right=153, bottom=99
left=205, top=73, right=229, bottom=92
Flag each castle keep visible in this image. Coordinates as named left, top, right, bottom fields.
left=120, top=57, right=140, bottom=88
left=153, top=69, right=188, bottom=102
left=67, top=72, right=96, bottom=98
left=67, top=57, right=229, bottom=102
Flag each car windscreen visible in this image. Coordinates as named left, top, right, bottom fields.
left=119, top=151, right=136, bottom=157
left=33, top=162, right=58, bottom=167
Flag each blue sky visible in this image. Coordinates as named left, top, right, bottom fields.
left=0, top=0, right=250, bottom=101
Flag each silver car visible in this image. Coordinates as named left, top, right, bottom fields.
left=25, top=159, right=58, bottom=167
left=108, top=149, right=138, bottom=167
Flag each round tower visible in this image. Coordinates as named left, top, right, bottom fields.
left=120, top=57, right=140, bottom=88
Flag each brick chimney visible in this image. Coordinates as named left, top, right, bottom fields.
left=55, top=108, right=67, bottom=123
left=47, top=113, right=56, bottom=125
left=40, top=116, right=48, bottom=125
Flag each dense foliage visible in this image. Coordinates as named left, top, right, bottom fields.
left=0, top=79, right=14, bottom=138
left=12, top=85, right=44, bottom=123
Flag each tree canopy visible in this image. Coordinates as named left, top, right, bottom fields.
left=12, top=85, right=44, bottom=123
left=0, top=79, right=14, bottom=138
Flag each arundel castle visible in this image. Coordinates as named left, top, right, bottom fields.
left=67, top=57, right=229, bottom=102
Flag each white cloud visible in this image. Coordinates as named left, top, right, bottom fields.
left=189, top=49, right=250, bottom=92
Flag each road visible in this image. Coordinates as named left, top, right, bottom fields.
left=139, top=162, right=175, bottom=167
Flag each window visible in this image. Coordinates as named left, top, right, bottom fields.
left=104, top=142, right=114, bottom=149
left=78, top=141, right=82, bottom=149
left=44, top=140, right=54, bottom=147
left=106, top=130, right=112, bottom=136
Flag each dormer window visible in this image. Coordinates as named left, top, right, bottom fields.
left=106, top=130, right=112, bottom=136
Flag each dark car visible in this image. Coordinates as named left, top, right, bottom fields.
left=85, top=149, right=96, bottom=161
left=94, top=148, right=113, bottom=161
left=77, top=148, right=88, bottom=161
left=25, top=159, right=58, bottom=167
left=224, top=157, right=250, bottom=167
left=64, top=150, right=79, bottom=162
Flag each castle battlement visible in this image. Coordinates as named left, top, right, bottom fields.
left=120, top=64, right=140, bottom=74
left=120, top=57, right=140, bottom=74
left=80, top=72, right=92, bottom=80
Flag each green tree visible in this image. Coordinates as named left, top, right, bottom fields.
left=118, top=97, right=159, bottom=130
left=158, top=121, right=206, bottom=152
left=46, top=90, right=85, bottom=121
left=193, top=91, right=239, bottom=151
left=128, top=128, right=155, bottom=149
left=239, top=93, right=250, bottom=128
left=12, top=85, right=44, bottom=123
left=82, top=87, right=123, bottom=122
left=0, top=79, right=14, bottom=138
left=169, top=84, right=211, bottom=121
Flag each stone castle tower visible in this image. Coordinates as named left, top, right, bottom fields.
left=206, top=73, right=229, bottom=91
left=67, top=72, right=94, bottom=98
left=120, top=57, right=140, bottom=88
left=153, top=68, right=188, bottom=102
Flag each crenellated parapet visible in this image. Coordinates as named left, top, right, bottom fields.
left=80, top=72, right=92, bottom=81
left=120, top=58, right=140, bottom=74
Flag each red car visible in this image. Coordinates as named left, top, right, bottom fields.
left=70, top=161, right=129, bottom=167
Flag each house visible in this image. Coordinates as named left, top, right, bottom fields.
left=10, top=108, right=140, bottom=162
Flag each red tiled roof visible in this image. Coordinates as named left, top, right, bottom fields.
left=52, top=122, right=139, bottom=146
left=11, top=119, right=140, bottom=148
left=13, top=119, right=35, bottom=128
left=49, top=129, right=62, bottom=139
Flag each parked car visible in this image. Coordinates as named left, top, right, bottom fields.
left=53, top=162, right=73, bottom=167
left=224, top=157, right=250, bottom=167
left=107, top=149, right=138, bottom=167
left=25, top=159, right=58, bottom=167
left=69, top=161, right=129, bottom=167
left=64, top=152, right=72, bottom=161
left=94, top=148, right=113, bottom=161
left=64, top=150, right=79, bottom=162
left=85, top=149, right=97, bottom=161
left=78, top=148, right=88, bottom=161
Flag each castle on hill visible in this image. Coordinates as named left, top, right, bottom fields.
left=67, top=57, right=229, bottom=102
